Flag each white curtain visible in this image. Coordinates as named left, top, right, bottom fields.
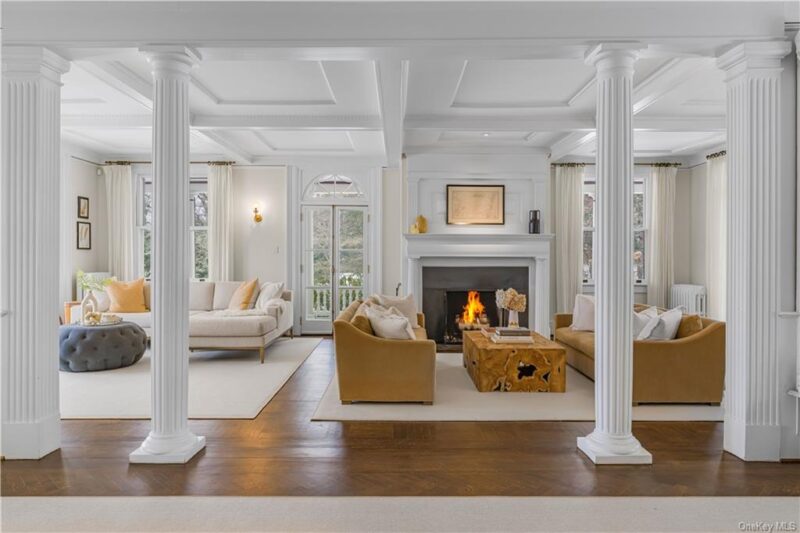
left=208, top=163, right=233, bottom=281
left=646, top=165, right=676, bottom=308
left=103, top=164, right=136, bottom=281
left=705, top=155, right=727, bottom=320
left=554, top=164, right=584, bottom=313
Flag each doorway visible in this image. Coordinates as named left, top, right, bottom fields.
left=300, top=205, right=368, bottom=334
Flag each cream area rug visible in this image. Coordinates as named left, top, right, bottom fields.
left=60, top=337, right=322, bottom=419
left=312, top=353, right=723, bottom=422
left=5, top=496, right=798, bottom=532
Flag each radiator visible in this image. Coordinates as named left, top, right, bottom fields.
left=669, top=284, right=707, bottom=316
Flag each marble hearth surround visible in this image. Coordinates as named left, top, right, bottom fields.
left=404, top=233, right=553, bottom=337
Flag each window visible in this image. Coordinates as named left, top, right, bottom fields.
left=137, top=178, right=208, bottom=280
left=582, top=177, right=647, bottom=284
left=302, top=174, right=365, bottom=202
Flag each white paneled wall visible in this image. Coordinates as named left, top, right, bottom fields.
left=406, top=153, right=550, bottom=235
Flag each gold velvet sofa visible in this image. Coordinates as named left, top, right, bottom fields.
left=333, top=299, right=436, bottom=404
left=554, top=306, right=725, bottom=404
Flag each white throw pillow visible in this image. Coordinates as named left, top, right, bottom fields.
left=571, top=294, right=595, bottom=331
left=365, top=305, right=415, bottom=340
left=255, top=281, right=285, bottom=310
left=376, top=294, right=418, bottom=326
left=634, top=307, right=661, bottom=340
left=645, top=307, right=683, bottom=340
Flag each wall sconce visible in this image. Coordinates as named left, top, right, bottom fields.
left=253, top=205, right=263, bottom=223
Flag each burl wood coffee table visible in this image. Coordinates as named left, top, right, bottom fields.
left=462, top=330, right=566, bottom=392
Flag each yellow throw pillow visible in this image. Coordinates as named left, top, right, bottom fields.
left=350, top=315, right=374, bottom=336
left=676, top=314, right=704, bottom=339
left=106, top=278, right=147, bottom=313
left=228, top=279, right=259, bottom=310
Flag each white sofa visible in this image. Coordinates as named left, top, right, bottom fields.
left=70, top=281, right=294, bottom=363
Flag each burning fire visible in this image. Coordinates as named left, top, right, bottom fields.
left=461, top=291, right=486, bottom=325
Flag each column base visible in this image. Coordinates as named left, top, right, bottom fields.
left=577, top=433, right=652, bottom=465
left=1, top=412, right=61, bottom=460
left=723, top=420, right=781, bottom=462
left=129, top=433, right=205, bottom=464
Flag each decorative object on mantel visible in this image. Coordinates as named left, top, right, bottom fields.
left=495, top=288, right=527, bottom=328
left=446, top=184, right=505, bottom=225
left=415, top=214, right=428, bottom=234
left=528, top=210, right=541, bottom=234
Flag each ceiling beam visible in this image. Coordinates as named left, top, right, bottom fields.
left=549, top=131, right=596, bottom=161
left=632, top=58, right=708, bottom=114
left=62, top=115, right=152, bottom=129
left=405, top=114, right=595, bottom=133
left=75, top=60, right=153, bottom=111
left=191, top=114, right=382, bottom=131
left=374, top=59, right=408, bottom=167
left=633, top=116, right=725, bottom=132
left=192, top=130, right=254, bottom=164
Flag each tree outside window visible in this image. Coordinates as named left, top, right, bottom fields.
left=582, top=179, right=647, bottom=284
left=138, top=180, right=208, bottom=280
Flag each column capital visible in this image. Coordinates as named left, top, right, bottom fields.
left=716, top=40, right=791, bottom=78
left=2, top=46, right=70, bottom=83
left=585, top=42, right=643, bottom=72
left=139, top=45, right=201, bottom=77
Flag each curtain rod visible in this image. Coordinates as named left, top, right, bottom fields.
left=105, top=160, right=235, bottom=165
left=706, top=150, right=726, bottom=160
left=551, top=162, right=682, bottom=167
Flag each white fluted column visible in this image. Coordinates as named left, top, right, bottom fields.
left=577, top=43, right=652, bottom=465
left=130, top=46, right=205, bottom=464
left=718, top=41, right=791, bottom=461
left=1, top=48, right=69, bottom=459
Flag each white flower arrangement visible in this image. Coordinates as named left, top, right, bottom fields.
left=495, top=288, right=527, bottom=313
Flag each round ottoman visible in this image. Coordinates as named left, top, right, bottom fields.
left=59, top=322, right=147, bottom=372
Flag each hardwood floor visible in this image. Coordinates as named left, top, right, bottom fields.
left=2, top=338, right=799, bottom=497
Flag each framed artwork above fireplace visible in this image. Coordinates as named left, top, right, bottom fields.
left=446, top=184, right=505, bottom=225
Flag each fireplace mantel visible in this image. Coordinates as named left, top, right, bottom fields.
left=404, top=233, right=553, bottom=259
left=403, top=233, right=553, bottom=336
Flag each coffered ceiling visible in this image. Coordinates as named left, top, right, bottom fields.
left=15, top=1, right=788, bottom=166
left=59, top=52, right=728, bottom=164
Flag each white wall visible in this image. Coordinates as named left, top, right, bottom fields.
left=232, top=166, right=287, bottom=284
left=382, top=167, right=403, bottom=295
left=60, top=155, right=109, bottom=304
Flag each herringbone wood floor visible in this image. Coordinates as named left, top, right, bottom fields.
left=2, top=339, right=799, bottom=496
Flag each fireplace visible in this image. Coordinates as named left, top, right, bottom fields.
left=422, top=266, right=529, bottom=347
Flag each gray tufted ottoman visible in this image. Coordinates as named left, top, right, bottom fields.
left=59, top=322, right=147, bottom=372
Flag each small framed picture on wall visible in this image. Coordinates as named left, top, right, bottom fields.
left=77, top=222, right=92, bottom=250
left=77, top=196, right=90, bottom=219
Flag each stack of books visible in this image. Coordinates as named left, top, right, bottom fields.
left=491, top=327, right=533, bottom=344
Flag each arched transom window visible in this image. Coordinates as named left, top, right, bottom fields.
left=303, top=174, right=365, bottom=201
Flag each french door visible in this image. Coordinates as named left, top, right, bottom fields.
left=301, top=205, right=368, bottom=334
